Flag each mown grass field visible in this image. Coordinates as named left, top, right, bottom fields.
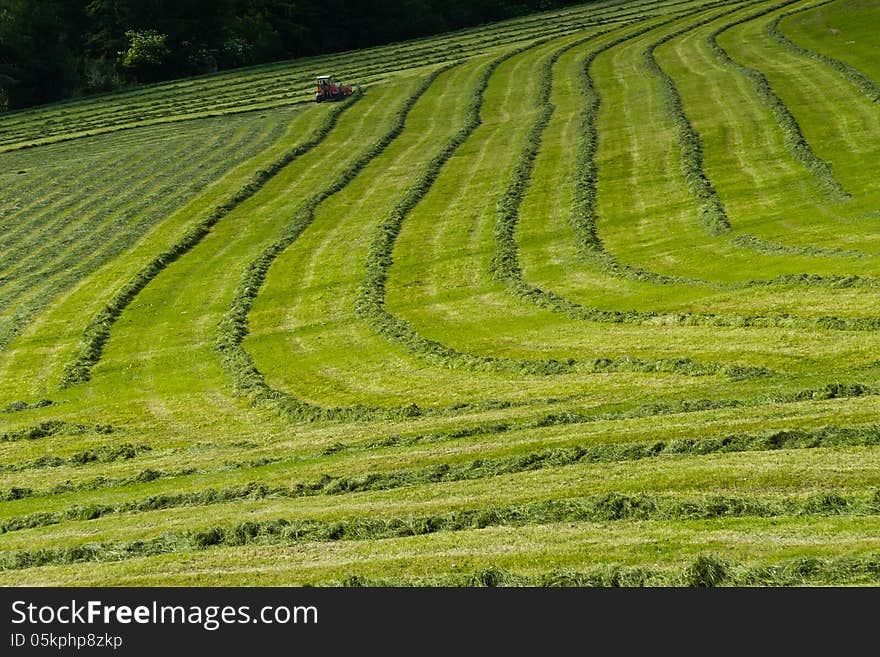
left=0, top=0, right=878, bottom=586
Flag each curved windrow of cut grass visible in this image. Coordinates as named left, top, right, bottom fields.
left=515, top=0, right=880, bottom=325
left=245, top=30, right=788, bottom=416
left=0, top=0, right=878, bottom=587
left=776, top=0, right=879, bottom=102
left=61, top=80, right=421, bottom=436
left=2, top=379, right=876, bottom=506
left=245, top=51, right=612, bottom=411
left=2, top=416, right=879, bottom=536
left=3, top=515, right=879, bottom=586
left=0, top=441, right=879, bottom=580
left=379, top=3, right=880, bottom=390
left=592, top=1, right=878, bottom=284
left=719, top=4, right=880, bottom=200
left=492, top=0, right=880, bottom=339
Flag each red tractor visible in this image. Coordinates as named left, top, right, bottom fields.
left=314, top=75, right=359, bottom=103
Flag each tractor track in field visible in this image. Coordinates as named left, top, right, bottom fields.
left=731, top=234, right=879, bottom=260
left=643, top=5, right=745, bottom=237
left=565, top=0, right=880, bottom=287
left=750, top=9, right=880, bottom=158
left=567, top=3, right=739, bottom=286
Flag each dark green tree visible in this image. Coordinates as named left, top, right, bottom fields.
left=116, top=29, right=170, bottom=81
left=0, top=0, right=87, bottom=107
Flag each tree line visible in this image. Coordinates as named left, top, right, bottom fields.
left=0, top=0, right=594, bottom=111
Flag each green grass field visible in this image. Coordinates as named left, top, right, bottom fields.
left=0, top=0, right=878, bottom=586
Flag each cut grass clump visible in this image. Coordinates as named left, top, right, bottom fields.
left=1, top=421, right=114, bottom=443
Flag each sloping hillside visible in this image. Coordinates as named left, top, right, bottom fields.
left=0, top=0, right=878, bottom=586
